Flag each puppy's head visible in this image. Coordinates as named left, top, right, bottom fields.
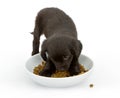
left=41, top=36, right=82, bottom=71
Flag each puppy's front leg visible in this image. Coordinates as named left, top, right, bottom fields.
left=69, top=59, right=80, bottom=76
left=39, top=58, right=55, bottom=77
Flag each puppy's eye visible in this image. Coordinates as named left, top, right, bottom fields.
left=63, top=55, right=69, bottom=60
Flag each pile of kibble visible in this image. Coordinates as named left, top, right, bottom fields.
left=33, top=61, right=87, bottom=78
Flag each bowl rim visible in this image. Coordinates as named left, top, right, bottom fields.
left=25, top=54, right=94, bottom=80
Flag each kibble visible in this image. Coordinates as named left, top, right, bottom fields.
left=33, top=61, right=88, bottom=77
left=89, top=84, right=94, bottom=88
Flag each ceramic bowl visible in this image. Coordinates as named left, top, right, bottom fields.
left=25, top=54, right=93, bottom=87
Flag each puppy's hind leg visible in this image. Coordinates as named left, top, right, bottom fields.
left=32, top=25, right=43, bottom=56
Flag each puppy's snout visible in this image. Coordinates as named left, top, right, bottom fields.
left=56, top=65, right=68, bottom=71
left=58, top=67, right=66, bottom=71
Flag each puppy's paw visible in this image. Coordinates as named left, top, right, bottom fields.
left=32, top=51, right=39, bottom=56
left=39, top=70, right=52, bottom=77
left=69, top=66, right=80, bottom=76
left=69, top=70, right=80, bottom=76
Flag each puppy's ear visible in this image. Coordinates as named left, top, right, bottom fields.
left=70, top=39, right=83, bottom=58
left=41, top=40, right=48, bottom=61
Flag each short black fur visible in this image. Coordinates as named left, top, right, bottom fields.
left=32, top=8, right=83, bottom=77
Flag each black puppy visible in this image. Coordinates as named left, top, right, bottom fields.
left=32, top=8, right=83, bottom=77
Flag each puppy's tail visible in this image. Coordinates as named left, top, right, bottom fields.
left=30, top=32, right=34, bottom=34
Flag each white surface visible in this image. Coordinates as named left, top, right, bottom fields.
left=0, top=0, right=120, bottom=98
left=25, top=54, right=93, bottom=87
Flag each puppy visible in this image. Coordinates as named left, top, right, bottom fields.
left=32, top=8, right=83, bottom=77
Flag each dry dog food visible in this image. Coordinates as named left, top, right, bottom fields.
left=33, top=61, right=87, bottom=77
left=89, top=84, right=94, bottom=88
left=51, top=71, right=70, bottom=77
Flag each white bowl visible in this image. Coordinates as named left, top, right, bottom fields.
left=25, top=54, right=93, bottom=87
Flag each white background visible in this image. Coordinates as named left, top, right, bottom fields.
left=0, top=0, right=120, bottom=98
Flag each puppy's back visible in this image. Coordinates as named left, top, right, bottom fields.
left=35, top=8, right=77, bottom=38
